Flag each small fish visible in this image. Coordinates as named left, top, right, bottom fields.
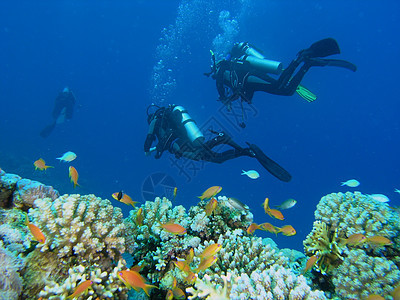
left=195, top=255, right=218, bottom=272
left=277, top=225, right=296, bottom=236
left=66, top=279, right=93, bottom=299
left=392, top=285, right=400, bottom=300
left=275, top=198, right=297, bottom=210
left=117, top=270, right=157, bottom=296
left=69, top=166, right=79, bottom=188
left=303, top=255, right=319, bottom=273
left=112, top=192, right=137, bottom=207
left=341, top=179, right=360, bottom=187
left=25, top=217, right=46, bottom=243
left=259, top=222, right=279, bottom=234
left=366, top=236, right=393, bottom=246
left=185, top=248, right=194, bottom=264
left=198, top=186, right=222, bottom=200
left=33, top=158, right=53, bottom=171
left=184, top=271, right=197, bottom=284
left=246, top=223, right=261, bottom=235
left=395, top=188, right=400, bottom=194
left=172, top=286, right=186, bottom=300
left=368, top=194, right=390, bottom=203
left=262, top=198, right=270, bottom=213
left=173, top=187, right=178, bottom=200
left=173, top=261, right=191, bottom=274
left=160, top=223, right=187, bottom=235
left=204, top=197, right=218, bottom=216
left=136, top=208, right=143, bottom=226
left=57, top=151, right=77, bottom=162
left=198, top=243, right=222, bottom=259
left=343, top=233, right=367, bottom=246
left=227, top=197, right=249, bottom=211
left=266, top=208, right=284, bottom=220
left=366, top=295, right=385, bottom=300
left=166, top=289, right=174, bottom=300
left=241, top=170, right=260, bottom=179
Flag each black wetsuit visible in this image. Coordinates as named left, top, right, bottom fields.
left=144, top=105, right=292, bottom=182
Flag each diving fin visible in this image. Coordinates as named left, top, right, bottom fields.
left=299, top=38, right=340, bottom=59
left=40, top=122, right=56, bottom=138
left=296, top=85, right=317, bottom=102
left=306, top=58, right=357, bottom=72
left=246, top=143, right=292, bottom=182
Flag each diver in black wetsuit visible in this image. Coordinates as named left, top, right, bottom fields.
left=40, top=87, right=76, bottom=138
left=144, top=104, right=292, bottom=182
left=205, top=38, right=357, bottom=110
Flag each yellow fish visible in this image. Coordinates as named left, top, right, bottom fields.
left=204, top=197, right=218, bottom=216
left=195, top=255, right=218, bottom=272
left=343, top=233, right=367, bottom=246
left=303, top=255, right=319, bottom=274
left=160, top=223, right=187, bottom=235
left=173, top=187, right=178, bottom=200
left=198, top=186, right=222, bottom=200
left=366, top=236, right=393, bottom=246
left=34, top=158, right=53, bottom=171
left=136, top=208, right=143, bottom=226
left=112, top=191, right=137, bottom=207
left=259, top=222, right=279, bottom=235
left=277, top=225, right=296, bottom=236
left=198, top=243, right=222, bottom=259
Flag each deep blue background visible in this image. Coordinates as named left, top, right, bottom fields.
left=1, top=1, right=399, bottom=251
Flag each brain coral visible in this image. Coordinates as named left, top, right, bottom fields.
left=29, top=194, right=126, bottom=261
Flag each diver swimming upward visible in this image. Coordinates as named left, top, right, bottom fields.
left=205, top=38, right=357, bottom=111
left=144, top=104, right=292, bottom=182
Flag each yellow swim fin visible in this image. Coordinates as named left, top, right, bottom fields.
left=296, top=85, right=317, bottom=102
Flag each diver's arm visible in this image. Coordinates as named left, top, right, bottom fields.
left=144, top=118, right=157, bottom=154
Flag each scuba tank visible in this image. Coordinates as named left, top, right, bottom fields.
left=234, top=42, right=283, bottom=75
left=172, top=105, right=204, bottom=147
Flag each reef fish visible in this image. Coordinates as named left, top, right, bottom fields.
left=135, top=208, right=143, bottom=226
left=195, top=255, right=218, bottom=272
left=395, top=188, right=400, bottom=194
left=161, top=223, right=187, bottom=235
left=392, top=285, right=400, bottom=300
left=366, top=295, right=385, bottom=300
left=227, top=197, right=249, bottom=211
left=368, top=194, right=390, bottom=203
left=341, top=179, right=360, bottom=187
left=246, top=223, right=261, bottom=235
left=112, top=191, right=137, bottom=207
left=34, top=158, right=53, bottom=171
left=69, top=166, right=79, bottom=188
left=303, top=255, right=319, bottom=273
left=205, top=197, right=218, bottom=216
left=275, top=198, right=297, bottom=210
left=241, top=170, right=260, bottom=179
left=277, top=225, right=296, bottom=236
left=66, top=280, right=93, bottom=299
left=259, top=222, right=279, bottom=234
left=198, top=243, right=222, bottom=259
left=343, top=233, right=367, bottom=246
left=26, top=218, right=46, bottom=243
left=57, top=151, right=77, bottom=162
left=198, top=186, right=222, bottom=200
left=266, top=208, right=284, bottom=220
left=117, top=270, right=157, bottom=296
left=366, top=235, right=393, bottom=246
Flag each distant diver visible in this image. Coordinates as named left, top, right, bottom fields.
left=40, top=87, right=76, bottom=138
left=205, top=38, right=357, bottom=111
left=144, top=104, right=292, bottom=182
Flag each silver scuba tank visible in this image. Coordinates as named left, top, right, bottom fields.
left=237, top=42, right=283, bottom=75
left=172, top=106, right=204, bottom=146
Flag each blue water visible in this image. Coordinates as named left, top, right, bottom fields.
left=0, top=0, right=399, bottom=252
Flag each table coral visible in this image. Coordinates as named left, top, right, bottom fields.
left=29, top=194, right=126, bottom=261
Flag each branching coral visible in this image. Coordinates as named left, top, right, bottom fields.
left=29, top=194, right=126, bottom=261
left=332, top=249, right=400, bottom=299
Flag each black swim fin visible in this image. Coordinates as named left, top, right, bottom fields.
left=246, top=143, right=292, bottom=182
left=40, top=122, right=56, bottom=138
left=299, top=38, right=340, bottom=59
left=307, top=58, right=357, bottom=72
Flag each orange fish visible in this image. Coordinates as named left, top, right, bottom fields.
left=246, top=223, right=261, bottom=235
left=266, top=208, right=284, bottom=220
left=112, top=192, right=137, bottom=207
left=26, top=217, right=45, bottom=243
left=166, top=289, right=174, bottom=300
left=303, top=255, right=319, bottom=273
left=117, top=270, right=157, bottom=296
left=195, top=255, right=218, bottom=272
left=367, top=236, right=393, bottom=246
left=366, top=295, right=385, bottom=300
left=198, top=243, right=222, bottom=259
left=259, top=222, right=279, bottom=234
left=198, top=186, right=222, bottom=200
left=66, top=279, right=93, bottom=299
left=343, top=233, right=367, bottom=246
left=172, top=286, right=186, bottom=299
left=136, top=208, right=143, bottom=226
left=160, top=223, right=187, bottom=235
left=69, top=166, right=79, bottom=188
left=184, top=271, right=197, bottom=284
left=277, top=225, right=296, bottom=236
left=205, top=197, right=218, bottom=216
left=185, top=248, right=194, bottom=264
left=173, top=260, right=191, bottom=274
left=34, top=158, right=53, bottom=171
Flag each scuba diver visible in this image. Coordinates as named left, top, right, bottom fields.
left=40, top=87, right=76, bottom=138
left=205, top=38, right=357, bottom=112
left=144, top=104, right=292, bottom=182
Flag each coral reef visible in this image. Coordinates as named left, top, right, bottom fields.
left=0, top=172, right=21, bottom=208
left=0, top=208, right=31, bottom=253
left=0, top=241, right=24, bottom=300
